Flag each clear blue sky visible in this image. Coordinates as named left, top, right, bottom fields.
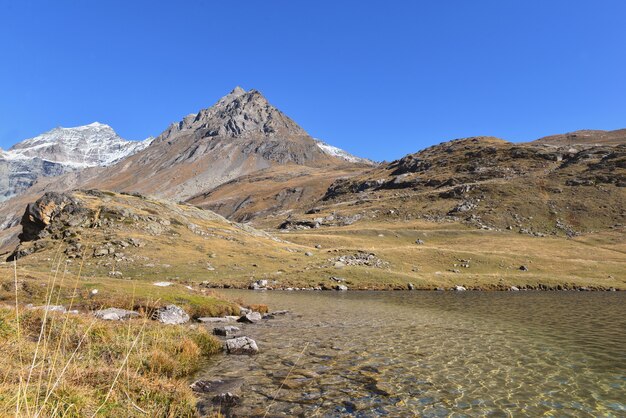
left=1, top=1, right=624, bottom=161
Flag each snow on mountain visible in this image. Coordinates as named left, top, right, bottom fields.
left=0, top=122, right=153, bottom=201
left=6, top=122, right=153, bottom=167
left=314, top=139, right=375, bottom=165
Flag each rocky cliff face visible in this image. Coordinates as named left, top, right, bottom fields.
left=0, top=123, right=152, bottom=201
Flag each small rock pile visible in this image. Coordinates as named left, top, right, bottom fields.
left=330, top=252, right=389, bottom=268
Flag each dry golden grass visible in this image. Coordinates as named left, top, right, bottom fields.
left=0, top=254, right=228, bottom=418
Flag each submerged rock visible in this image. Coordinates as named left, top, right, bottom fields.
left=225, top=336, right=259, bottom=355
left=94, top=307, right=139, bottom=321
left=262, top=310, right=290, bottom=319
left=213, top=326, right=240, bottom=336
left=152, top=304, right=190, bottom=325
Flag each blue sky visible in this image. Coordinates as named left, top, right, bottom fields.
left=0, top=1, right=624, bottom=161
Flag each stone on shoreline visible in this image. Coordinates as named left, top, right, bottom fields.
left=225, top=336, right=259, bottom=355
left=198, top=317, right=233, bottom=323
left=454, top=285, right=467, bottom=292
left=94, top=307, right=139, bottom=321
left=152, top=304, right=190, bottom=325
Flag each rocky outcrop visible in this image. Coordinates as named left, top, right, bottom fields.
left=18, top=192, right=85, bottom=242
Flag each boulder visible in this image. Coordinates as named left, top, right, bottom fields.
left=237, top=312, right=262, bottom=323
left=407, top=283, right=415, bottom=290
left=94, top=307, right=139, bottom=321
left=454, top=285, right=467, bottom=292
left=519, top=265, right=529, bottom=271
left=510, top=286, right=520, bottom=291
left=225, top=336, right=259, bottom=355
left=249, top=279, right=268, bottom=289
left=152, top=304, right=190, bottom=325
left=335, top=284, right=348, bottom=291
left=415, top=239, right=425, bottom=245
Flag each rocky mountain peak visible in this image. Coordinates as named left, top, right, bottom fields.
left=155, top=87, right=307, bottom=144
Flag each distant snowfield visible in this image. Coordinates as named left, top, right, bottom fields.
left=314, top=139, right=374, bottom=164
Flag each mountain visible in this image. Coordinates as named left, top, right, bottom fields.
left=87, top=87, right=372, bottom=200
left=0, top=122, right=152, bottom=201
left=286, top=134, right=625, bottom=235
left=531, top=128, right=626, bottom=146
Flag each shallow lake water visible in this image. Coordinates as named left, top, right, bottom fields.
left=197, top=290, right=625, bottom=417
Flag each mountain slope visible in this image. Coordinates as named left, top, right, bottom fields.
left=7, top=189, right=321, bottom=288
left=88, top=87, right=371, bottom=200
left=278, top=134, right=625, bottom=235
left=0, top=122, right=151, bottom=201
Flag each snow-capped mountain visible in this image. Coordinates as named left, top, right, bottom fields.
left=5, top=122, right=152, bottom=167
left=314, top=139, right=375, bottom=165
left=0, top=122, right=152, bottom=201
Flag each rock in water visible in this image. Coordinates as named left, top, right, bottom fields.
left=237, top=312, right=262, bottom=323
left=225, top=336, right=259, bottom=355
left=152, top=304, right=190, bottom=325
left=213, top=326, right=240, bottom=336
left=94, top=308, right=139, bottom=321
